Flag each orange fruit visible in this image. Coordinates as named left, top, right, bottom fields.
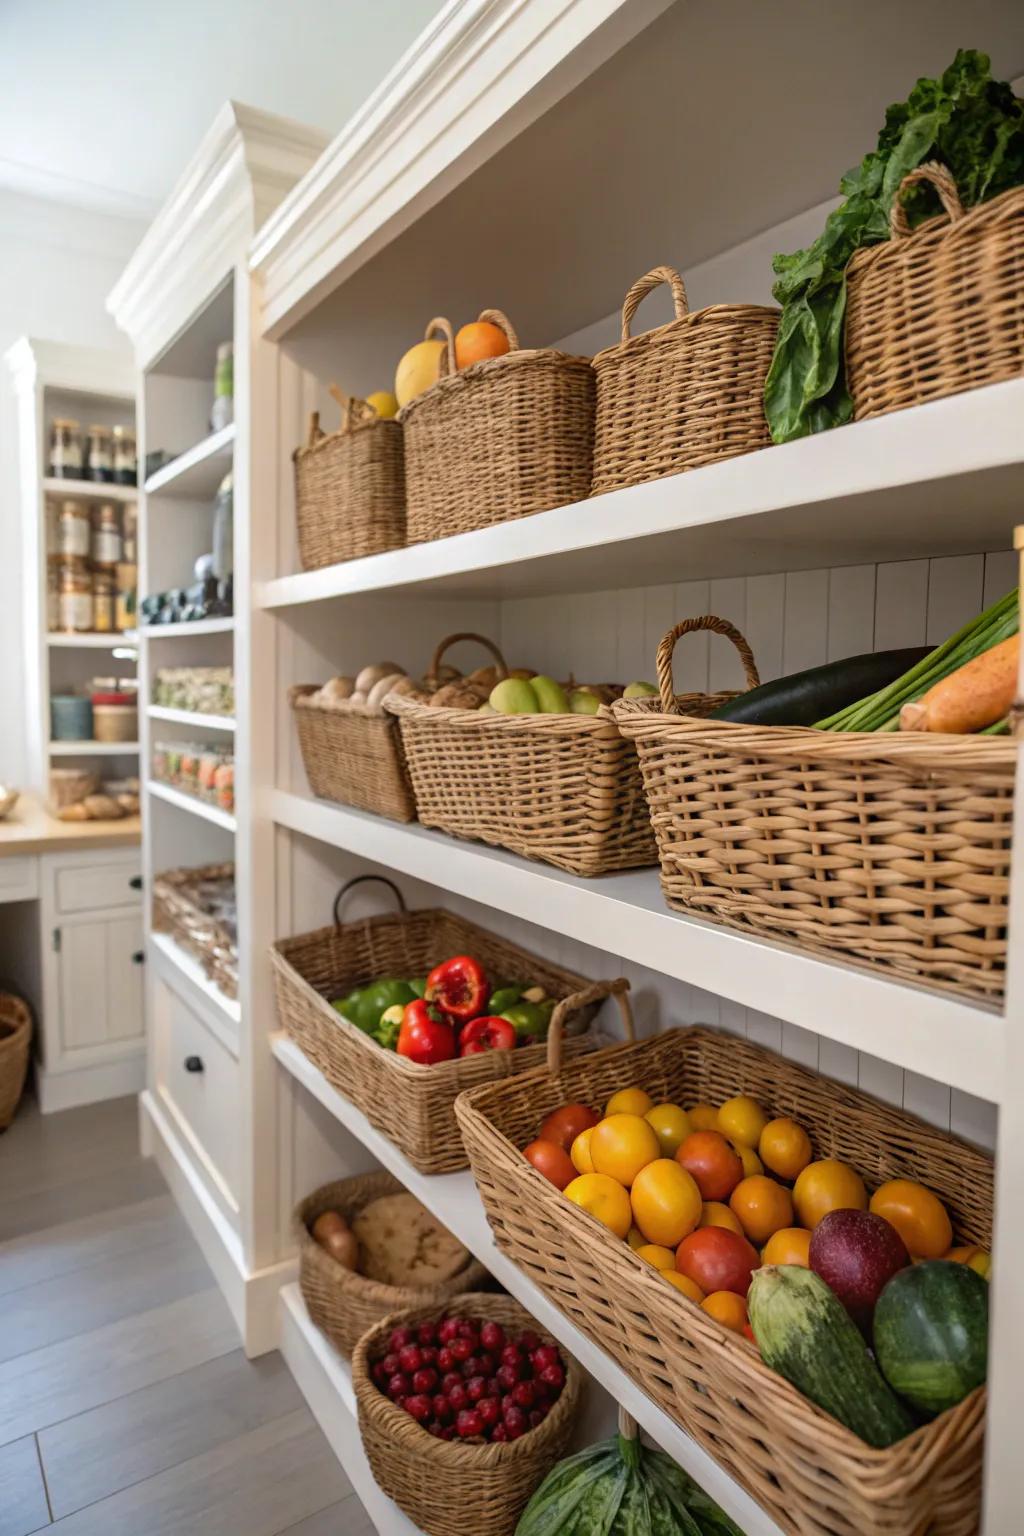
left=762, top=1226, right=812, bottom=1267
left=869, top=1179, right=952, bottom=1259
left=730, top=1175, right=794, bottom=1244
left=701, top=1290, right=749, bottom=1333
left=636, top=1243, right=676, bottom=1271
left=944, top=1245, right=992, bottom=1279
left=570, top=1126, right=595, bottom=1174
left=563, top=1173, right=632, bottom=1238
left=688, top=1103, right=718, bottom=1131
left=605, top=1086, right=654, bottom=1117
left=675, top=1130, right=744, bottom=1201
left=523, top=1139, right=576, bottom=1190
left=454, top=320, right=510, bottom=370
left=630, top=1158, right=702, bottom=1248
left=731, top=1140, right=764, bottom=1178
left=644, top=1103, right=691, bottom=1157
left=663, top=1271, right=705, bottom=1302
left=759, top=1118, right=813, bottom=1181
left=699, top=1201, right=745, bottom=1236
left=591, top=1113, right=660, bottom=1187
left=717, top=1095, right=767, bottom=1148
left=626, top=1225, right=646, bottom=1251
left=793, top=1159, right=867, bottom=1230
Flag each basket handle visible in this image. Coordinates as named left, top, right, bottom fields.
left=328, top=383, right=378, bottom=431
left=546, top=978, right=633, bottom=1075
left=426, top=316, right=459, bottom=381
left=656, top=616, right=760, bottom=713
left=332, top=875, right=407, bottom=928
left=429, top=632, right=509, bottom=683
left=303, top=411, right=324, bottom=451
left=889, top=162, right=965, bottom=239
left=621, top=265, right=689, bottom=342
left=477, top=308, right=520, bottom=351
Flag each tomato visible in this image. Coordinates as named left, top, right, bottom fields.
left=759, top=1118, right=813, bottom=1181
left=793, top=1159, right=867, bottom=1230
left=563, top=1173, right=632, bottom=1239
left=630, top=1159, right=702, bottom=1247
left=869, top=1179, right=952, bottom=1259
left=701, top=1290, right=749, bottom=1333
left=570, top=1126, right=595, bottom=1173
left=644, top=1103, right=691, bottom=1157
left=605, top=1086, right=653, bottom=1117
left=662, top=1271, right=704, bottom=1302
left=458, top=1016, right=516, bottom=1055
left=716, top=1095, right=767, bottom=1149
left=675, top=1131, right=743, bottom=1201
left=699, top=1201, right=745, bottom=1236
left=761, top=1226, right=812, bottom=1267
left=675, top=1226, right=759, bottom=1297
left=539, top=1102, right=599, bottom=1152
left=635, top=1243, right=676, bottom=1271
left=523, top=1139, right=576, bottom=1190
left=729, top=1175, right=794, bottom=1244
left=395, top=1001, right=455, bottom=1065
left=688, top=1103, right=718, bottom=1131
left=591, top=1114, right=660, bottom=1188
left=425, top=956, right=489, bottom=1020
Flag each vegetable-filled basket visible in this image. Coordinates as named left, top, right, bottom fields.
left=289, top=684, right=416, bottom=822
left=612, top=622, right=1015, bottom=1002
left=292, top=386, right=404, bottom=569
left=269, top=876, right=606, bottom=1174
left=455, top=1021, right=992, bottom=1536
left=846, top=164, right=1024, bottom=422
left=353, top=1293, right=581, bottom=1536
left=399, top=311, right=594, bottom=544
left=294, top=1171, right=487, bottom=1357
left=591, top=266, right=778, bottom=496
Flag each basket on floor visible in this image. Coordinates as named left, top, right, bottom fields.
left=613, top=622, right=1015, bottom=1003
left=270, top=875, right=611, bottom=1174
left=289, top=684, right=416, bottom=822
left=399, top=311, right=594, bottom=544
left=0, top=993, right=32, bottom=1130
left=353, top=1292, right=581, bottom=1536
left=292, top=386, right=404, bottom=570
left=590, top=265, right=778, bottom=496
left=846, top=163, right=1024, bottom=422
left=295, top=1171, right=488, bottom=1357
left=456, top=1020, right=992, bottom=1536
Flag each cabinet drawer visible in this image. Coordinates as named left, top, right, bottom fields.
left=155, top=985, right=238, bottom=1206
left=0, top=857, right=38, bottom=903
left=56, top=860, right=141, bottom=914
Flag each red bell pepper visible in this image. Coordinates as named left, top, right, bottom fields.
left=396, top=1000, right=456, bottom=1065
left=425, top=955, right=489, bottom=1021
left=458, top=1016, right=517, bottom=1057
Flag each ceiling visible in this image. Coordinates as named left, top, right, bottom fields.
left=0, top=0, right=445, bottom=220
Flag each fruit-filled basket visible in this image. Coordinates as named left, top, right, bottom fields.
left=456, top=1016, right=992, bottom=1536
left=292, top=385, right=404, bottom=569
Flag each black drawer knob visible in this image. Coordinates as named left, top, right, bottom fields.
left=184, top=1055, right=204, bottom=1073
left=129, top=876, right=143, bottom=890
left=132, top=950, right=145, bottom=965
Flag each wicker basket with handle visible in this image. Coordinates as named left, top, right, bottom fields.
left=292, top=385, right=404, bottom=570
left=591, top=265, right=778, bottom=497
left=399, top=311, right=594, bottom=545
left=455, top=1014, right=993, bottom=1536
left=846, top=163, right=1024, bottom=422
left=352, top=1292, right=581, bottom=1536
left=613, top=621, right=1015, bottom=1002
left=269, top=875, right=614, bottom=1174
left=294, top=1170, right=488, bottom=1357
left=0, top=993, right=32, bottom=1131
left=289, top=684, right=416, bottom=823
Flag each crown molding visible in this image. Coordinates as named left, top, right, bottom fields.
left=5, top=336, right=135, bottom=400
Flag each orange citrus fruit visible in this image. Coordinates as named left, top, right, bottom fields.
left=570, top=1126, right=595, bottom=1174
left=644, top=1103, right=691, bottom=1157
left=730, top=1175, right=794, bottom=1244
left=793, top=1159, right=867, bottom=1230
left=870, top=1179, right=952, bottom=1259
left=700, top=1201, right=745, bottom=1236
left=605, top=1086, right=654, bottom=1118
left=717, top=1095, right=767, bottom=1148
left=564, top=1173, right=633, bottom=1238
left=663, top=1271, right=705, bottom=1302
left=701, top=1290, right=749, bottom=1333
left=944, top=1245, right=991, bottom=1279
left=759, top=1118, right=813, bottom=1181
left=688, top=1103, right=718, bottom=1131
left=626, top=1225, right=646, bottom=1251
left=762, top=1226, right=812, bottom=1267
left=630, top=1158, right=702, bottom=1247
left=731, top=1140, right=764, bottom=1178
left=636, top=1243, right=676, bottom=1270
left=591, top=1113, right=660, bottom=1187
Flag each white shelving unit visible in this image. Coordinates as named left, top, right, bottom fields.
left=50, top=740, right=140, bottom=756
left=145, top=423, right=237, bottom=498
left=147, top=779, right=237, bottom=832
left=148, top=705, right=235, bottom=731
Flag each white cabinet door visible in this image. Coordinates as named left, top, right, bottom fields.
left=57, top=912, right=144, bottom=1054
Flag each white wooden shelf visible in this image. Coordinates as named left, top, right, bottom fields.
left=147, top=778, right=236, bottom=831
left=144, top=424, right=236, bottom=499
left=273, top=1035, right=778, bottom=1536
left=270, top=790, right=1003, bottom=1104
left=42, top=476, right=137, bottom=503
left=141, top=616, right=234, bottom=639
left=48, top=632, right=138, bottom=649
left=148, top=705, right=235, bottom=732
left=150, top=930, right=240, bottom=1040
left=50, top=740, right=139, bottom=755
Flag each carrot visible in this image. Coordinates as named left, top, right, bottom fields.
left=899, top=634, right=1019, bottom=733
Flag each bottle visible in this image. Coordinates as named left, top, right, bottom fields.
left=112, top=426, right=137, bottom=486
left=49, top=419, right=82, bottom=479
left=84, top=426, right=113, bottom=483
left=92, top=504, right=122, bottom=569
left=212, top=472, right=233, bottom=582
left=211, top=342, right=233, bottom=432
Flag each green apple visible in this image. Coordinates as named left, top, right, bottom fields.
left=490, top=678, right=540, bottom=713
left=623, top=680, right=658, bottom=699
left=569, top=688, right=601, bottom=715
left=530, top=675, right=570, bottom=714
left=477, top=701, right=497, bottom=714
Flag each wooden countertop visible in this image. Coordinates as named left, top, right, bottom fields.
left=0, top=795, right=141, bottom=857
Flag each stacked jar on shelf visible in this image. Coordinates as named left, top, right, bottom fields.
left=152, top=741, right=235, bottom=814
left=49, top=495, right=136, bottom=634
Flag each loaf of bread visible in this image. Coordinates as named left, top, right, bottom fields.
left=352, top=1193, right=471, bottom=1287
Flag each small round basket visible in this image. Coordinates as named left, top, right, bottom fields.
left=352, top=1293, right=581, bottom=1536
left=0, top=993, right=32, bottom=1131
left=295, top=1171, right=489, bottom=1357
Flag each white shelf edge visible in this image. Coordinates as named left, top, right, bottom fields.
left=140, top=616, right=235, bottom=639
left=47, top=632, right=138, bottom=649
left=144, top=423, right=236, bottom=496
left=50, top=740, right=139, bottom=756
left=150, top=930, right=241, bottom=1039
left=42, top=477, right=137, bottom=503
left=148, top=705, right=235, bottom=732
left=148, top=778, right=236, bottom=831
left=268, top=790, right=1003, bottom=1104
left=272, top=1037, right=779, bottom=1536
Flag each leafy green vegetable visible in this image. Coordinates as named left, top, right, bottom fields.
left=765, top=50, right=1024, bottom=443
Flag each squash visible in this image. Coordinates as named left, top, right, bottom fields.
left=873, top=1260, right=988, bottom=1418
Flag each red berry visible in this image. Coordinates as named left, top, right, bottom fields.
left=529, top=1408, right=547, bottom=1428
left=480, top=1321, right=505, bottom=1353
left=491, top=1424, right=509, bottom=1443
left=450, top=1337, right=473, bottom=1364
left=478, top=1396, right=501, bottom=1427
left=501, top=1392, right=515, bottom=1414
left=420, top=1346, right=438, bottom=1366
left=387, top=1372, right=411, bottom=1401
left=500, top=1344, right=526, bottom=1370
left=511, top=1381, right=536, bottom=1410
left=440, top=1425, right=456, bottom=1441
left=456, top=1320, right=479, bottom=1341
left=441, top=1372, right=462, bottom=1395
left=427, top=1421, right=445, bottom=1438
left=405, top=1393, right=433, bottom=1423
left=462, top=1356, right=483, bottom=1380
left=486, top=1377, right=501, bottom=1399
left=476, top=1352, right=496, bottom=1379
left=496, top=1364, right=518, bottom=1393
left=438, top=1318, right=460, bottom=1344
left=381, top=1352, right=401, bottom=1376
left=456, top=1408, right=484, bottom=1439
left=412, top=1367, right=438, bottom=1394
left=539, top=1363, right=565, bottom=1393
left=398, top=1345, right=423, bottom=1375
left=390, top=1327, right=415, bottom=1353
left=466, top=1375, right=487, bottom=1403
left=531, top=1345, right=561, bottom=1373
left=371, top=1362, right=389, bottom=1388
left=503, top=1404, right=527, bottom=1438
left=432, top=1394, right=453, bottom=1423
left=519, top=1331, right=541, bottom=1353
left=447, top=1382, right=468, bottom=1412
left=418, top=1322, right=438, bottom=1347
left=437, top=1347, right=455, bottom=1373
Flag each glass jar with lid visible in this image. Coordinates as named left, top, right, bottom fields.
left=92, top=572, right=115, bottom=633
left=112, top=425, right=136, bottom=486
left=49, top=419, right=82, bottom=479
left=84, top=425, right=113, bottom=483
left=57, top=500, right=91, bottom=559
left=91, top=503, right=122, bottom=569
left=58, top=563, right=94, bottom=632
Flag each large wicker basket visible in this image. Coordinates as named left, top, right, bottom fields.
left=399, top=311, right=594, bottom=545
left=289, top=684, right=415, bottom=822
left=846, top=164, right=1024, bottom=422
left=292, top=386, right=404, bottom=569
left=456, top=1022, right=992, bottom=1536
left=613, top=623, right=1015, bottom=1003
left=352, top=1292, right=581, bottom=1536
left=591, top=265, right=778, bottom=496
left=152, top=862, right=237, bottom=999
left=0, top=993, right=32, bottom=1131
left=269, top=875, right=614, bottom=1174
left=295, top=1171, right=488, bottom=1357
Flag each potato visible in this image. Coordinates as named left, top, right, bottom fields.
left=312, top=1210, right=359, bottom=1270
left=366, top=672, right=407, bottom=711
left=321, top=675, right=355, bottom=702
left=430, top=682, right=487, bottom=709
left=355, top=662, right=403, bottom=695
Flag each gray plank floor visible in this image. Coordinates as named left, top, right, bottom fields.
left=0, top=1095, right=374, bottom=1536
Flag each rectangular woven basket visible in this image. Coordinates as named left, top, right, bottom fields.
left=289, top=684, right=416, bottom=822
left=398, top=311, right=594, bottom=544
left=292, top=387, right=404, bottom=569
left=590, top=265, right=778, bottom=497
left=152, top=861, right=237, bottom=999
left=455, top=1023, right=992, bottom=1536
left=846, top=164, right=1024, bottom=422
left=269, top=876, right=605, bottom=1174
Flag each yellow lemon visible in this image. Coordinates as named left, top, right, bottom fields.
left=731, top=1140, right=764, bottom=1178
left=570, top=1125, right=595, bottom=1174
left=636, top=1243, right=676, bottom=1271
left=365, top=390, right=398, bottom=420
left=663, top=1271, right=705, bottom=1302
left=688, top=1103, right=718, bottom=1131
left=717, top=1094, right=768, bottom=1148
left=590, top=1113, right=660, bottom=1188
left=605, top=1086, right=654, bottom=1118
left=644, top=1102, right=692, bottom=1157
left=626, top=1225, right=647, bottom=1251
left=564, top=1173, right=632, bottom=1239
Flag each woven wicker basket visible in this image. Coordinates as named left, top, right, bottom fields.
left=847, top=164, right=1024, bottom=422
left=289, top=684, right=415, bottom=822
left=613, top=623, right=1015, bottom=1002
left=292, top=386, right=404, bottom=569
left=269, top=875, right=611, bottom=1174
left=352, top=1292, right=581, bottom=1536
left=152, top=862, right=237, bottom=999
left=455, top=1022, right=992, bottom=1536
left=0, top=993, right=32, bottom=1131
left=399, top=311, right=594, bottom=545
left=591, top=265, right=778, bottom=496
left=295, top=1171, right=488, bottom=1357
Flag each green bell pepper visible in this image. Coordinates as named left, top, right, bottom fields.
left=332, top=977, right=417, bottom=1034
left=488, top=984, right=523, bottom=1014
left=408, top=976, right=427, bottom=999
left=500, top=999, right=556, bottom=1042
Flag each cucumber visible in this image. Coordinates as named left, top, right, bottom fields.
left=709, top=647, right=930, bottom=727
left=873, top=1260, right=988, bottom=1418
left=748, top=1265, right=915, bottom=1448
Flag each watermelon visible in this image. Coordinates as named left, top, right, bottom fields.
left=873, top=1260, right=988, bottom=1418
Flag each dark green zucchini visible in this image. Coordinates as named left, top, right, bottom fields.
left=710, top=647, right=931, bottom=727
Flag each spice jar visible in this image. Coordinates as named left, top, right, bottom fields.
left=84, top=425, right=113, bottom=483
left=59, top=564, right=94, bottom=632
left=92, top=503, right=122, bottom=568
left=91, top=690, right=138, bottom=743
left=112, top=426, right=136, bottom=486
left=49, top=419, right=82, bottom=479
left=57, top=500, right=91, bottom=559
left=115, top=563, right=137, bottom=632
left=93, top=572, right=115, bottom=632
